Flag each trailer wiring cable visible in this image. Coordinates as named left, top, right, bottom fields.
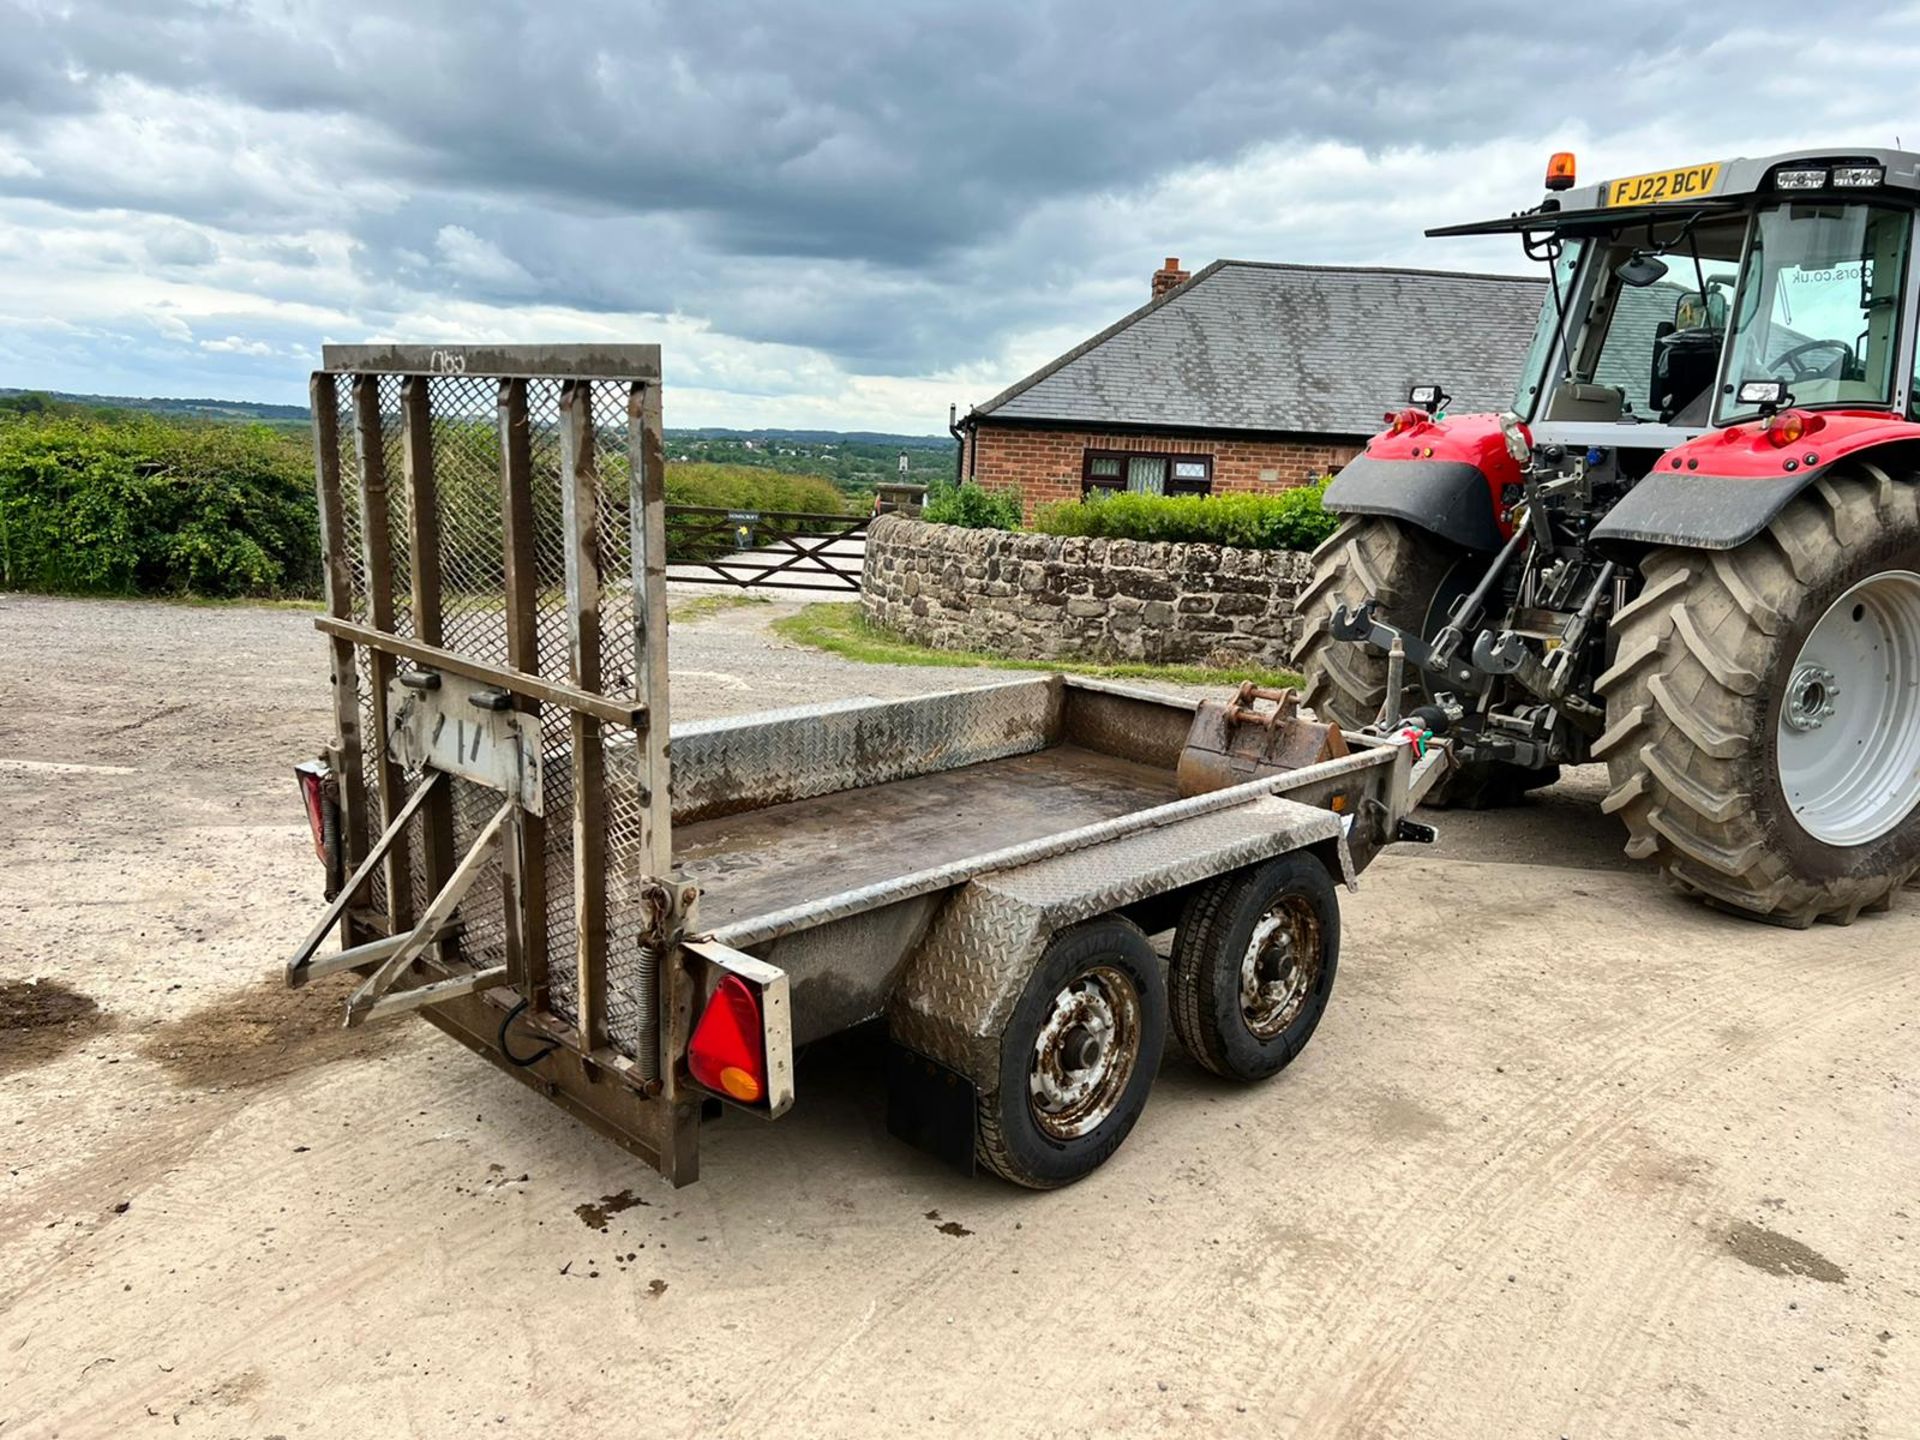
left=499, top=998, right=561, bottom=1067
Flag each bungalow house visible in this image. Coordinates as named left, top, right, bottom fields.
left=956, top=258, right=1547, bottom=517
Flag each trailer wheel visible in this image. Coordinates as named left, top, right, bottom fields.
left=977, top=916, right=1167, bottom=1189
left=1295, top=515, right=1558, bottom=807
left=1596, top=467, right=1920, bottom=925
left=1170, top=854, right=1340, bottom=1081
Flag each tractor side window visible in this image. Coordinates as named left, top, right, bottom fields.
left=1582, top=249, right=1741, bottom=422
left=1590, top=280, right=1693, bottom=417
left=1723, top=202, right=1912, bottom=418
left=1511, top=241, right=1584, bottom=419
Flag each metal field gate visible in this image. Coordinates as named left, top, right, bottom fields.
left=287, top=345, right=701, bottom=1180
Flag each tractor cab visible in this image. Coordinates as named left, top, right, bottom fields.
left=1435, top=150, right=1920, bottom=472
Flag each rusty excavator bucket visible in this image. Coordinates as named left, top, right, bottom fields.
left=1176, top=683, right=1349, bottom=798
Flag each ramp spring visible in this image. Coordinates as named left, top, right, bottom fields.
left=634, top=938, right=661, bottom=1084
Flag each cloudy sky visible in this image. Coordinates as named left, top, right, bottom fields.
left=2, top=1, right=1916, bottom=433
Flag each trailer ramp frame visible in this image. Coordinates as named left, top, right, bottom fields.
left=290, top=344, right=701, bottom=1183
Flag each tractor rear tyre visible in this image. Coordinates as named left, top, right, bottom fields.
left=1596, top=467, right=1920, bottom=926
left=1294, top=516, right=1559, bottom=808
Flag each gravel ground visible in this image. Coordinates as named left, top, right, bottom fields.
left=1, top=591, right=1916, bottom=1439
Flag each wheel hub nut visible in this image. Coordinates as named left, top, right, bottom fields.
left=1061, top=1026, right=1101, bottom=1072
left=1786, top=663, right=1840, bottom=732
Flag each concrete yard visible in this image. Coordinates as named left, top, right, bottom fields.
left=2, top=591, right=1916, bottom=1439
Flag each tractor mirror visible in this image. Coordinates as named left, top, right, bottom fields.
left=1615, top=252, right=1670, bottom=288
left=1672, top=290, right=1728, bottom=332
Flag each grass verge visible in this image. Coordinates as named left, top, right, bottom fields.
left=671, top=592, right=774, bottom=621
left=770, top=602, right=1302, bottom=689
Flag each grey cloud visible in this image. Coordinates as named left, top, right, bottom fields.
left=144, top=224, right=216, bottom=267
left=3, top=0, right=1919, bottom=399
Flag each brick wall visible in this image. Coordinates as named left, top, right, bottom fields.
left=964, top=422, right=1364, bottom=520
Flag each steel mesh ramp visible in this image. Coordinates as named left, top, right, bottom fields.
left=288, top=345, right=700, bottom=1181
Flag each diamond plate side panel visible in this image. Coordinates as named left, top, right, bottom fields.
left=669, top=677, right=1061, bottom=824
left=887, top=795, right=1345, bottom=1086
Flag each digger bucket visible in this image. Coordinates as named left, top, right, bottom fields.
left=1176, top=683, right=1350, bottom=798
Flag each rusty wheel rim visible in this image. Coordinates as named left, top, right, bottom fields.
left=1240, top=895, right=1321, bottom=1041
left=1028, top=965, right=1141, bottom=1141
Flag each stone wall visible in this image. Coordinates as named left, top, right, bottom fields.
left=860, top=513, right=1316, bottom=668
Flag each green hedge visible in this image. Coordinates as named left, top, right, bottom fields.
left=0, top=408, right=856, bottom=599
left=921, top=480, right=1023, bottom=530
left=665, top=462, right=848, bottom=515
left=0, top=410, right=321, bottom=597
left=1031, top=481, right=1338, bottom=551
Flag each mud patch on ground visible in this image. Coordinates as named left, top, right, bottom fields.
left=925, top=1209, right=973, bottom=1237
left=138, top=971, right=401, bottom=1089
left=0, top=978, right=106, bottom=1076
left=576, top=1187, right=650, bottom=1230
left=1720, top=1220, right=1847, bottom=1283
left=1362, top=1089, right=1450, bottom=1144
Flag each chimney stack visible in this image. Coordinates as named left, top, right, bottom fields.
left=1152, top=257, right=1190, bottom=298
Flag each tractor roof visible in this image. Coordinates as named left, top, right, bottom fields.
left=1430, top=147, right=1920, bottom=239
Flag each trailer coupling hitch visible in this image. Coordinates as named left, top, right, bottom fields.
left=1330, top=600, right=1486, bottom=695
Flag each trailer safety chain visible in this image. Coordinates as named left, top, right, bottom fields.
left=499, top=999, right=560, bottom=1068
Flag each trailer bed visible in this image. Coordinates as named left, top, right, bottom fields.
left=677, top=744, right=1179, bottom=932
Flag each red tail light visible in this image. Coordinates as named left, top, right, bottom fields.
left=294, top=760, right=331, bottom=864
left=1764, top=409, right=1823, bottom=447
left=688, top=975, right=768, bottom=1105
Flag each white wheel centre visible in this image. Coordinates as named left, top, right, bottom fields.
left=1776, top=569, right=1920, bottom=846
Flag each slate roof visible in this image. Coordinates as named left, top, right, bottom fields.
left=973, top=261, right=1548, bottom=437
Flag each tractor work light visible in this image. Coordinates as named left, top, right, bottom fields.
left=1774, top=168, right=1828, bottom=190
left=1408, top=383, right=1448, bottom=414
left=1834, top=165, right=1886, bottom=187
left=1545, top=151, right=1577, bottom=191
left=1737, top=378, right=1792, bottom=412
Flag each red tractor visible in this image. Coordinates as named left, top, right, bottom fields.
left=1298, top=148, right=1920, bottom=926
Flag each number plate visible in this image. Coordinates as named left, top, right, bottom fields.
left=1603, top=163, right=1723, bottom=207
left=387, top=673, right=544, bottom=814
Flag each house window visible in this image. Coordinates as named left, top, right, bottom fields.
left=1081, top=450, right=1212, bottom=497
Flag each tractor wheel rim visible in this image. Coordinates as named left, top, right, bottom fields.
left=1028, top=966, right=1140, bottom=1140
left=1240, top=896, right=1321, bottom=1040
left=1776, top=568, right=1920, bottom=846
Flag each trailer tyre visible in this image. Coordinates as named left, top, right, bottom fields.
left=1295, top=515, right=1557, bottom=807
left=977, top=917, right=1167, bottom=1189
left=1596, top=467, right=1920, bottom=925
left=1170, top=854, right=1340, bottom=1081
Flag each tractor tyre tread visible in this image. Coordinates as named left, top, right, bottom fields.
left=1596, top=468, right=1920, bottom=925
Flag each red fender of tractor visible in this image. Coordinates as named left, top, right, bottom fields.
left=1592, top=409, right=1920, bottom=553
left=1320, top=410, right=1524, bottom=554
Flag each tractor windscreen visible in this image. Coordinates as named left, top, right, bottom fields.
left=1721, top=201, right=1912, bottom=420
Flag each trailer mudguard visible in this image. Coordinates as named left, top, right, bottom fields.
left=887, top=795, right=1343, bottom=1087
left=1592, top=415, right=1920, bottom=555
